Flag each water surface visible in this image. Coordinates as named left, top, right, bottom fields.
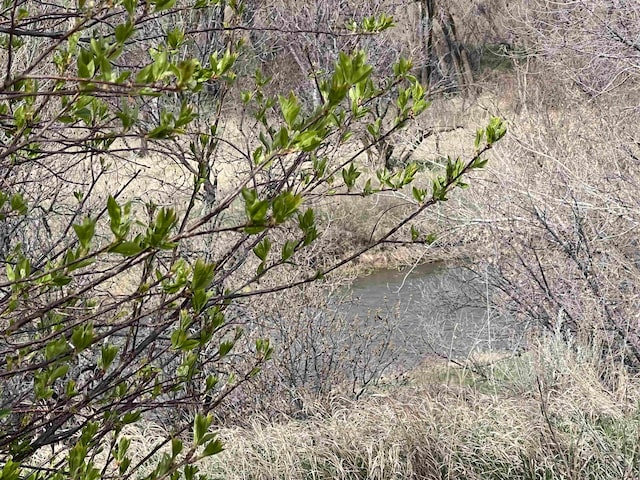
left=346, top=262, right=526, bottom=366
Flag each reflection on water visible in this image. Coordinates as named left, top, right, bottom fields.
left=346, top=262, right=527, bottom=366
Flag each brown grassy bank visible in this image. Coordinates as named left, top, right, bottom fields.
left=200, top=333, right=640, bottom=479
left=36, top=332, right=637, bottom=480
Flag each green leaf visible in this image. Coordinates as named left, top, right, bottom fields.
left=154, top=0, right=177, bottom=12
left=411, top=225, right=420, bottom=242
left=313, top=156, right=327, bottom=177
left=241, top=187, right=257, bottom=206
left=34, top=372, right=54, bottom=400
left=184, top=465, right=199, bottom=480
left=66, top=257, right=94, bottom=272
left=242, top=188, right=269, bottom=225
left=171, top=328, right=187, bottom=350
left=401, top=163, right=419, bottom=186
left=282, top=240, right=297, bottom=262
left=205, top=375, right=219, bottom=391
left=475, top=128, right=484, bottom=150
left=66, top=379, right=77, bottom=397
left=255, top=338, right=272, bottom=360
left=10, top=193, right=27, bottom=215
left=146, top=207, right=177, bottom=247
left=136, top=64, right=154, bottom=83
left=218, top=340, right=234, bottom=358
left=109, top=241, right=144, bottom=257
left=167, top=28, right=185, bottom=49
left=123, top=0, right=137, bottom=15
left=119, top=456, right=131, bottom=475
left=45, top=337, right=69, bottom=361
left=363, top=178, right=374, bottom=195
left=471, top=157, right=489, bottom=169
left=393, top=56, right=413, bottom=77
left=279, top=92, right=301, bottom=129
left=367, top=119, right=381, bottom=138
left=73, top=217, right=96, bottom=250
left=175, top=101, right=197, bottom=128
left=191, top=289, right=210, bottom=315
left=98, top=343, right=118, bottom=371
left=77, top=49, right=95, bottom=78
left=191, top=259, right=215, bottom=292
left=193, top=413, right=212, bottom=445
left=5, top=264, right=14, bottom=282
left=116, top=437, right=131, bottom=462
left=412, top=186, right=427, bottom=203
left=171, top=438, right=183, bottom=458
left=107, top=195, right=122, bottom=236
left=16, top=256, right=30, bottom=278
left=123, top=410, right=141, bottom=424
left=275, top=127, right=289, bottom=149
left=245, top=225, right=266, bottom=235
left=71, top=323, right=95, bottom=351
left=298, top=208, right=318, bottom=246
left=252, top=146, right=265, bottom=164
left=74, top=107, right=92, bottom=124
left=201, top=437, right=224, bottom=457
left=295, top=131, right=323, bottom=152
left=485, top=116, right=506, bottom=145
left=114, top=21, right=134, bottom=44
left=271, top=191, right=302, bottom=224
left=114, top=437, right=131, bottom=475
left=50, top=364, right=69, bottom=382
left=342, top=163, right=361, bottom=190
left=51, top=274, right=72, bottom=286
left=1, top=459, right=23, bottom=480
left=253, top=237, right=271, bottom=262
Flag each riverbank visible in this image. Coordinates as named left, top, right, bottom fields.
left=208, top=335, right=640, bottom=479
left=104, top=330, right=639, bottom=480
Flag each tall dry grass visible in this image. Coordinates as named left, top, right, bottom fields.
left=36, top=330, right=638, bottom=480
left=200, top=331, right=640, bottom=480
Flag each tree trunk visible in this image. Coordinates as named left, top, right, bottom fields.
left=418, top=0, right=436, bottom=90
left=440, top=11, right=473, bottom=90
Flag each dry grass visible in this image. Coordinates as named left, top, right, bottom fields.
left=37, top=331, right=638, bottom=480
left=199, top=333, right=640, bottom=479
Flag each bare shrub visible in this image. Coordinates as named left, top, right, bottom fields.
left=506, top=0, right=640, bottom=101
left=213, top=282, right=402, bottom=421
left=464, top=94, right=640, bottom=368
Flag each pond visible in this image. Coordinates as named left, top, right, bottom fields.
left=346, top=262, right=528, bottom=366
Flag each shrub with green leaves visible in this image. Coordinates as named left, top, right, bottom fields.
left=0, top=0, right=504, bottom=478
